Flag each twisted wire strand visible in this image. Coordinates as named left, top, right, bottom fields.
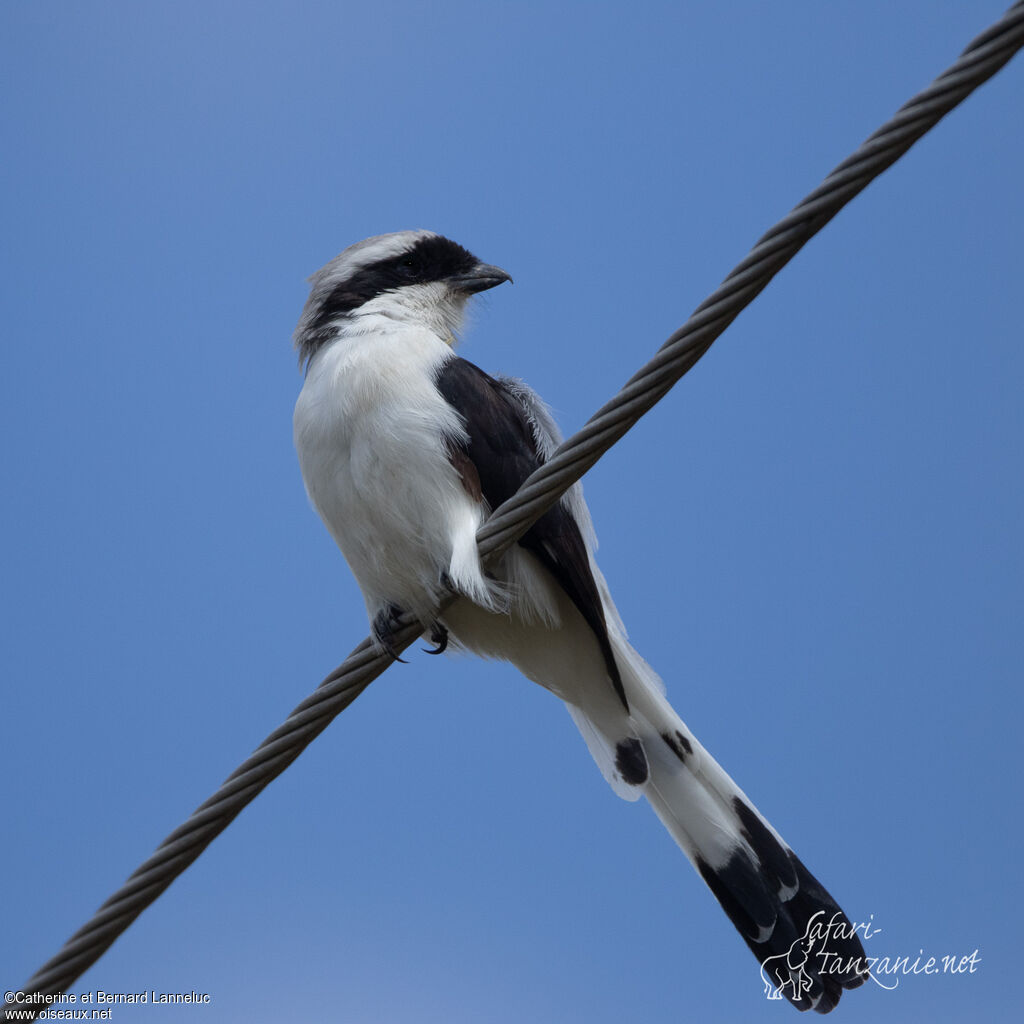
left=6, top=3, right=1022, bottom=1015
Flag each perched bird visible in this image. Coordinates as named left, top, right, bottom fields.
left=292, top=230, right=868, bottom=1012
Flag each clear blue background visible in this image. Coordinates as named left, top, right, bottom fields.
left=2, top=2, right=1021, bottom=1021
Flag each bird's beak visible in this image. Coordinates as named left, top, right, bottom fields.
left=449, top=263, right=513, bottom=294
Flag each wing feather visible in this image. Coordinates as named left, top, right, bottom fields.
left=434, top=356, right=628, bottom=710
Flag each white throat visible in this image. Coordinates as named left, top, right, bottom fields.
left=351, top=282, right=468, bottom=347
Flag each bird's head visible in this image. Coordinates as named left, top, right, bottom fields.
left=293, top=230, right=512, bottom=367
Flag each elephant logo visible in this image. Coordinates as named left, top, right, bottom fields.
left=760, top=910, right=827, bottom=1003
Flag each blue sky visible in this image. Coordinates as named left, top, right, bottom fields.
left=2, top=2, right=1021, bottom=1021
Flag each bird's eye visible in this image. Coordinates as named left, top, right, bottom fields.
left=398, top=256, right=417, bottom=277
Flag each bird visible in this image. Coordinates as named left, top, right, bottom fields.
left=292, top=230, right=869, bottom=1012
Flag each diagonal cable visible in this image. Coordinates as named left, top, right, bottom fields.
left=5, top=3, right=1023, bottom=1016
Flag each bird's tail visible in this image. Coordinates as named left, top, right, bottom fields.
left=444, top=570, right=868, bottom=1011
left=571, top=634, right=869, bottom=1013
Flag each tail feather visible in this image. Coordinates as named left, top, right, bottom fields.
left=444, top=578, right=867, bottom=1011
left=569, top=634, right=869, bottom=1013
left=566, top=703, right=645, bottom=802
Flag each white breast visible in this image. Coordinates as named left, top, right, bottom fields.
left=293, top=317, right=493, bottom=623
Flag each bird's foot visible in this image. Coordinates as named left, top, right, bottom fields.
left=372, top=603, right=409, bottom=663
left=423, top=622, right=449, bottom=655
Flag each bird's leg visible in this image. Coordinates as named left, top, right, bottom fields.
left=423, top=621, right=449, bottom=655
left=372, top=603, right=409, bottom=663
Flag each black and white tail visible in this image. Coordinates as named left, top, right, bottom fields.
left=569, top=628, right=869, bottom=1013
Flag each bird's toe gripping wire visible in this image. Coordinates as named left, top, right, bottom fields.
left=372, top=603, right=409, bottom=663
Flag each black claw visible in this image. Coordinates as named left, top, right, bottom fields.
left=423, top=622, right=449, bottom=655
left=372, top=604, right=409, bottom=663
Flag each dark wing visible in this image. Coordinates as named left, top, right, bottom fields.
left=434, top=355, right=627, bottom=711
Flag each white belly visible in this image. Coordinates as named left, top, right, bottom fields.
left=293, top=319, right=490, bottom=622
